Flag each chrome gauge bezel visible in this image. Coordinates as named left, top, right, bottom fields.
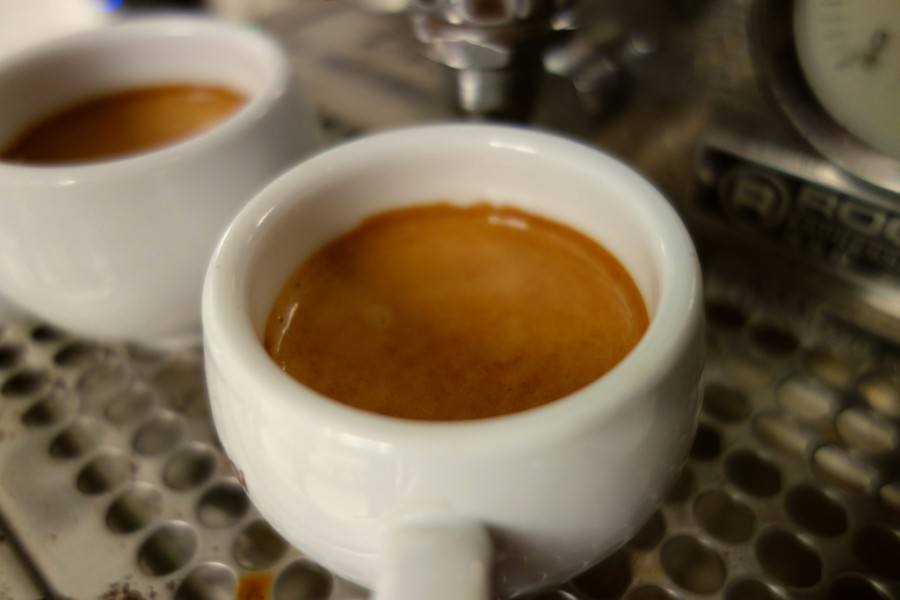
left=750, top=0, right=900, bottom=195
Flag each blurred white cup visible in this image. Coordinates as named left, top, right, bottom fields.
left=0, top=16, right=321, bottom=346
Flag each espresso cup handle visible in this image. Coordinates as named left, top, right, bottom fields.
left=376, top=516, right=492, bottom=600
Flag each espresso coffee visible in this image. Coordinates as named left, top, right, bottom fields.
left=1, top=84, right=246, bottom=165
left=265, top=203, right=649, bottom=421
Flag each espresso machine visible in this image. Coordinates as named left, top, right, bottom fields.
left=1, top=1, right=899, bottom=598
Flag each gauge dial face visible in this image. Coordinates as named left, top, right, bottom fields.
left=794, top=0, right=900, bottom=160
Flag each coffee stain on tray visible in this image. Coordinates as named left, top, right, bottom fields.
left=238, top=572, right=272, bottom=600
left=100, top=581, right=155, bottom=600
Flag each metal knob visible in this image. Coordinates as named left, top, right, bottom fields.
left=409, top=0, right=575, bottom=119
left=434, top=0, right=563, bottom=26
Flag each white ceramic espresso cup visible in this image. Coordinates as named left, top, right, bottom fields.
left=203, top=124, right=704, bottom=599
left=0, top=16, right=320, bottom=346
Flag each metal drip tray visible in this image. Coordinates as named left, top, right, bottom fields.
left=1, top=266, right=899, bottom=599
left=0, top=323, right=367, bottom=600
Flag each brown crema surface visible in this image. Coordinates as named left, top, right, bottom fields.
left=1, top=84, right=246, bottom=165
left=265, top=203, right=648, bottom=421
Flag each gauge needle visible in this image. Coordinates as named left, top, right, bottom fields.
left=836, top=29, right=890, bottom=69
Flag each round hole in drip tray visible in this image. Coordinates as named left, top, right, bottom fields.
left=197, top=481, right=249, bottom=528
left=853, top=525, right=900, bottom=581
left=755, top=529, right=822, bottom=588
left=31, top=324, right=64, bottom=343
left=49, top=417, right=102, bottom=459
left=703, top=383, right=750, bottom=423
left=725, top=449, right=782, bottom=497
left=22, top=391, right=74, bottom=427
left=693, top=489, right=755, bottom=543
left=53, top=342, right=101, bottom=369
left=827, top=574, right=890, bottom=600
left=233, top=520, right=288, bottom=570
left=273, top=559, right=334, bottom=600
left=104, top=384, right=157, bottom=424
left=785, top=484, right=848, bottom=537
left=106, top=483, right=163, bottom=534
left=175, top=563, right=237, bottom=600
left=138, top=521, right=197, bottom=576
left=2, top=369, right=49, bottom=398
left=162, top=445, right=216, bottom=491
left=76, top=451, right=132, bottom=495
left=0, top=345, right=22, bottom=370
left=660, top=535, right=726, bottom=594
left=132, top=413, right=184, bottom=456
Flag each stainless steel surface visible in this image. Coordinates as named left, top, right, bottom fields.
left=570, top=0, right=900, bottom=330
left=542, top=30, right=656, bottom=121
left=2, top=275, right=900, bottom=598
left=690, top=128, right=900, bottom=340
left=0, top=321, right=369, bottom=599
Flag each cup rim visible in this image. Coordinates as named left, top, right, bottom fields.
left=0, top=14, right=290, bottom=181
left=203, top=123, right=703, bottom=447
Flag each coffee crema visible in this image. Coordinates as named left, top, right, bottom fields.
left=1, top=83, right=246, bottom=165
left=265, top=203, right=649, bottom=421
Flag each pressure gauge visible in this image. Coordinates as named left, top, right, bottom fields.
left=751, top=0, right=900, bottom=193
left=794, top=0, right=900, bottom=161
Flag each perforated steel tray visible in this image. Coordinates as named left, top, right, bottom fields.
left=1, top=264, right=899, bottom=600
